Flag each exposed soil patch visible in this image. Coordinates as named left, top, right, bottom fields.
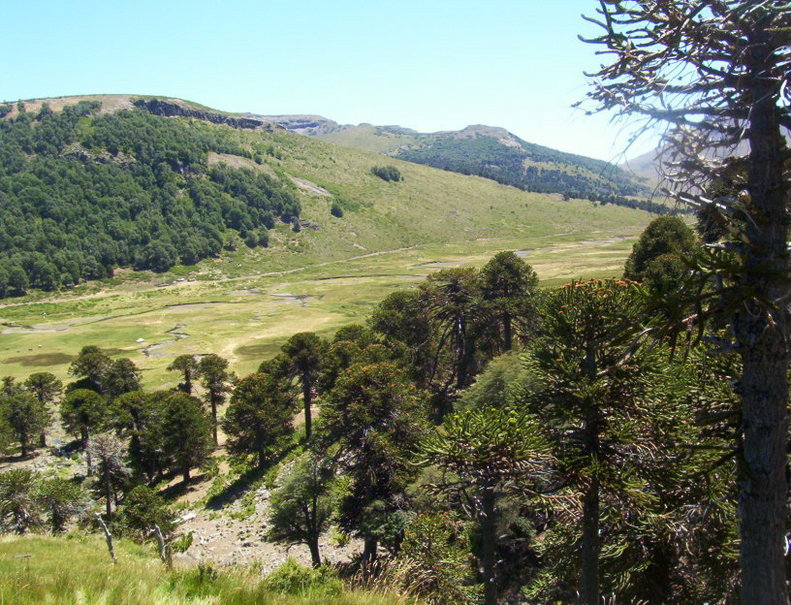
left=288, top=176, right=331, bottom=197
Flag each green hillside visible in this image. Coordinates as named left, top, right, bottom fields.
left=0, top=94, right=654, bottom=386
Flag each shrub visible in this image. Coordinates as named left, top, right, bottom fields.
left=371, top=165, right=402, bottom=182
left=262, top=558, right=343, bottom=596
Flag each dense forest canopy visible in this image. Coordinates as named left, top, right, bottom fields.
left=0, top=100, right=300, bottom=296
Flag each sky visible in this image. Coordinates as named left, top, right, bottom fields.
left=2, top=0, right=658, bottom=162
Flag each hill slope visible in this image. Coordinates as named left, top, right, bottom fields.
left=0, top=94, right=654, bottom=299
left=260, top=116, right=654, bottom=208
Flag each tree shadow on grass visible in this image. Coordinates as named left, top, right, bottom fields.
left=204, top=441, right=300, bottom=511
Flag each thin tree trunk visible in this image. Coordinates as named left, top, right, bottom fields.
left=210, top=397, right=218, bottom=446
left=20, top=433, right=27, bottom=457
left=362, top=536, right=378, bottom=567
left=580, top=477, right=600, bottom=605
left=737, top=26, right=790, bottom=605
left=580, top=345, right=600, bottom=605
left=104, top=471, right=113, bottom=519
left=503, top=314, right=513, bottom=351
left=308, top=535, right=322, bottom=568
left=302, top=372, right=313, bottom=440
left=183, top=466, right=190, bottom=484
left=84, top=427, right=92, bottom=475
left=95, top=513, right=116, bottom=563
left=480, top=487, right=498, bottom=605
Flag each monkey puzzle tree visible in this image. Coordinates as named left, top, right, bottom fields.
left=103, top=358, right=142, bottom=399
left=417, top=406, right=550, bottom=605
left=24, top=372, right=61, bottom=446
left=623, top=217, right=697, bottom=284
left=581, top=3, right=791, bottom=601
left=276, top=332, right=326, bottom=440
left=268, top=453, right=344, bottom=567
left=68, top=345, right=112, bottom=394
left=1, top=393, right=49, bottom=457
left=168, top=354, right=201, bottom=395
left=198, top=354, right=233, bottom=445
left=60, top=388, right=108, bottom=473
left=34, top=478, right=87, bottom=533
left=419, top=268, right=486, bottom=392
left=479, top=251, right=539, bottom=351
left=525, top=279, right=651, bottom=605
left=159, top=392, right=212, bottom=484
left=223, top=372, right=296, bottom=468
left=88, top=433, right=130, bottom=519
left=321, top=362, right=428, bottom=563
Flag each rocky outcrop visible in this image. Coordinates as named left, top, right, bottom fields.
left=134, top=98, right=277, bottom=131
left=246, top=114, right=341, bottom=136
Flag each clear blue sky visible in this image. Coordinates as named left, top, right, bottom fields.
left=2, top=0, right=656, bottom=162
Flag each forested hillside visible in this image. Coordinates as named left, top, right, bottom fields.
left=393, top=126, right=651, bottom=205
left=0, top=100, right=299, bottom=296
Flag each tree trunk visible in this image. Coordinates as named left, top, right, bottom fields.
left=104, top=471, right=113, bottom=520
left=210, top=397, right=218, bottom=446
left=362, top=536, right=378, bottom=567
left=302, top=372, right=313, bottom=440
left=83, top=427, right=92, bottom=475
left=580, top=477, right=600, bottom=605
left=183, top=466, right=190, bottom=484
left=39, top=431, right=46, bottom=447
left=20, top=433, right=27, bottom=457
left=308, top=535, right=322, bottom=568
left=480, top=487, right=498, bottom=605
left=580, top=345, right=600, bottom=605
left=737, top=26, right=790, bottom=605
left=503, top=314, right=513, bottom=351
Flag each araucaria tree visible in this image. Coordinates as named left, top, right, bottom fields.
left=1, top=393, right=49, bottom=457
left=479, top=251, right=539, bottom=351
left=268, top=453, right=343, bottom=567
left=321, top=362, right=427, bottom=563
left=60, top=388, right=108, bottom=473
left=159, top=393, right=213, bottom=483
left=168, top=354, right=201, bottom=395
left=526, top=279, right=650, bottom=605
left=88, top=433, right=130, bottom=519
left=275, top=332, right=326, bottom=440
left=198, top=354, right=233, bottom=445
left=582, top=3, right=790, bottom=601
left=223, top=373, right=296, bottom=468
left=418, top=406, right=549, bottom=605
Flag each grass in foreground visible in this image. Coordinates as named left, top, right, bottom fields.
left=0, top=534, right=412, bottom=605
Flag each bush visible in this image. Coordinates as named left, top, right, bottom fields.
left=262, top=558, right=343, bottom=596
left=371, top=165, right=402, bottom=182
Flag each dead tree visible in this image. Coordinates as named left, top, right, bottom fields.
left=580, top=2, right=790, bottom=603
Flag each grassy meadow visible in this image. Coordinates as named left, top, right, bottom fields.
left=0, top=101, right=651, bottom=388
left=0, top=535, right=410, bottom=605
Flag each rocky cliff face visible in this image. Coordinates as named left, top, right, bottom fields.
left=243, top=114, right=341, bottom=136
left=134, top=98, right=277, bottom=131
